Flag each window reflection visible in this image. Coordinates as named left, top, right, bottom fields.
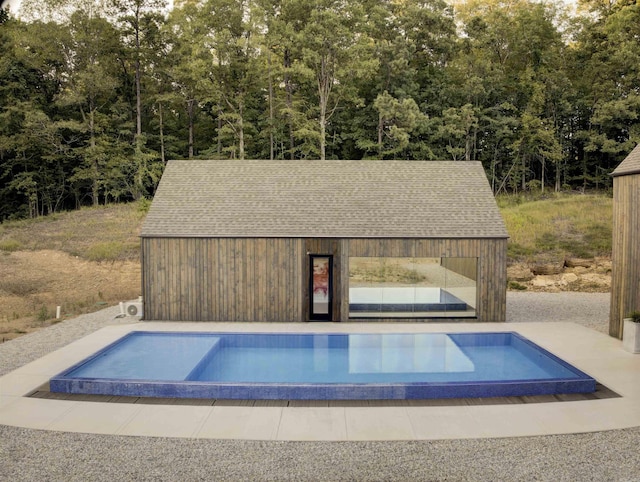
left=347, top=334, right=475, bottom=373
left=312, top=257, right=330, bottom=315
left=348, top=257, right=477, bottom=318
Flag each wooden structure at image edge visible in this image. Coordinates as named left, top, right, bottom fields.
left=610, top=143, right=640, bottom=338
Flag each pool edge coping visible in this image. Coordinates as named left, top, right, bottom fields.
left=1, top=320, right=640, bottom=441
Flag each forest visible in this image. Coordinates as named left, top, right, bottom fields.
left=0, top=0, right=639, bottom=220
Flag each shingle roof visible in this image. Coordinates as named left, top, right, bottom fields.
left=141, top=160, right=508, bottom=239
left=612, top=143, right=640, bottom=177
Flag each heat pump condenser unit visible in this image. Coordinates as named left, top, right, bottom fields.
left=125, top=301, right=143, bottom=317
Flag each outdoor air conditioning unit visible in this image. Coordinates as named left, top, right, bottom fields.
left=124, top=301, right=143, bottom=317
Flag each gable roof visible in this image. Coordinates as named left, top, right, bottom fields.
left=612, top=143, right=640, bottom=177
left=141, top=160, right=508, bottom=239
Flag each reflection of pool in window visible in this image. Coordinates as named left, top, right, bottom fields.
left=348, top=257, right=477, bottom=318
left=349, top=287, right=468, bottom=313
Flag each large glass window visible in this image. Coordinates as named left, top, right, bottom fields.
left=348, top=257, right=477, bottom=318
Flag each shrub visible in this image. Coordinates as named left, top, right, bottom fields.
left=137, top=198, right=152, bottom=213
left=526, top=179, right=542, bottom=193
left=0, top=279, right=42, bottom=296
left=85, top=241, right=126, bottom=262
left=0, top=239, right=21, bottom=252
left=626, top=311, right=640, bottom=323
left=36, top=306, right=49, bottom=322
left=508, top=281, right=527, bottom=290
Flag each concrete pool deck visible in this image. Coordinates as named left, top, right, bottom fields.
left=1, top=319, right=639, bottom=441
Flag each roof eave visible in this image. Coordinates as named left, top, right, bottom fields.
left=612, top=168, right=640, bottom=178
left=140, top=233, right=510, bottom=240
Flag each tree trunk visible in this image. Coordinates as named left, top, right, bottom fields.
left=521, top=152, right=526, bottom=192
left=217, top=106, right=222, bottom=157
left=318, top=56, right=329, bottom=161
left=158, top=102, right=166, bottom=163
left=319, top=113, right=326, bottom=161
left=134, top=7, right=142, bottom=138
left=378, top=112, right=384, bottom=158
left=284, top=48, right=295, bottom=160
left=187, top=99, right=194, bottom=159
left=583, top=151, right=588, bottom=191
left=268, top=49, right=275, bottom=160
left=491, top=146, right=498, bottom=193
left=89, top=108, right=98, bottom=206
left=238, top=101, right=245, bottom=161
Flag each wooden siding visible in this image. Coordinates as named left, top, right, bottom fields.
left=610, top=174, right=640, bottom=338
left=142, top=236, right=506, bottom=323
left=346, top=238, right=507, bottom=322
left=142, top=238, right=305, bottom=322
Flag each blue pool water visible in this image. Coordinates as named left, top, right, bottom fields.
left=50, top=331, right=596, bottom=400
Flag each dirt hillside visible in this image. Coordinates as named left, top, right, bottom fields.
left=0, top=203, right=144, bottom=342
left=0, top=250, right=141, bottom=342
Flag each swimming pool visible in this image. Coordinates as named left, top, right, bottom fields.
left=49, top=331, right=596, bottom=400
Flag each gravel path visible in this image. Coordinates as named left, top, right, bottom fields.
left=1, top=292, right=638, bottom=482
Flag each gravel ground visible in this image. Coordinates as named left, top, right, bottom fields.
left=506, top=291, right=611, bottom=333
left=2, top=292, right=639, bottom=482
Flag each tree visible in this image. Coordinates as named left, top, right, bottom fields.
left=356, top=91, right=427, bottom=159
left=111, top=0, right=165, bottom=199
left=454, top=0, right=572, bottom=191
left=0, top=17, right=72, bottom=217
left=57, top=10, right=126, bottom=205
left=161, top=1, right=210, bottom=159
left=570, top=1, right=640, bottom=187
left=111, top=0, right=166, bottom=138
left=295, top=0, right=377, bottom=160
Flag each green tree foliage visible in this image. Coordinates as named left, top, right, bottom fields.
left=365, top=91, right=428, bottom=159
left=57, top=10, right=126, bottom=205
left=1, top=0, right=640, bottom=220
left=0, top=17, right=70, bottom=218
left=570, top=0, right=640, bottom=188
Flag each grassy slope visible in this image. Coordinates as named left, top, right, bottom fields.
left=498, top=193, right=612, bottom=264
left=0, top=202, right=145, bottom=260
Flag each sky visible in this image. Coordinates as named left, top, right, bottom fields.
left=0, top=0, right=20, bottom=14
left=1, top=0, right=581, bottom=20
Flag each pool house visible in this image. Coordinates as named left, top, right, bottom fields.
left=140, top=160, right=508, bottom=323
left=610, top=143, right=640, bottom=338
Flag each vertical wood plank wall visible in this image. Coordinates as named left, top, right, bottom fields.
left=142, top=238, right=305, bottom=321
left=610, top=174, right=640, bottom=338
left=142, top=236, right=507, bottom=322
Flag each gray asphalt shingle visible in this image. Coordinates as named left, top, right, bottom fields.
left=612, top=143, right=640, bottom=176
left=141, top=160, right=508, bottom=239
